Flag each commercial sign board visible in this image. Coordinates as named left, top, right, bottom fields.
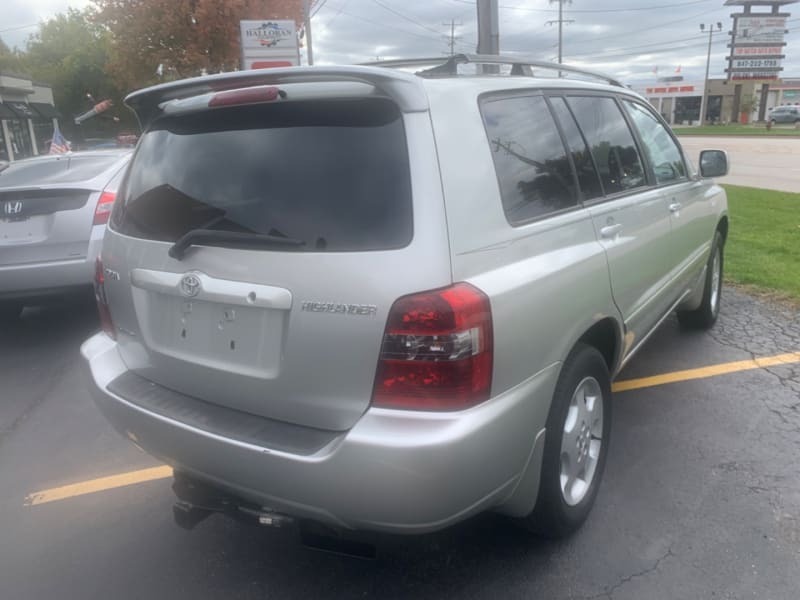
left=732, top=46, right=783, bottom=56
left=730, top=72, right=781, bottom=80
left=727, top=9, right=792, bottom=81
left=731, top=57, right=783, bottom=69
left=240, top=20, right=300, bottom=69
left=734, top=16, right=787, bottom=44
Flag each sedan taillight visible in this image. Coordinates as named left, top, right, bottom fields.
left=93, top=191, right=116, bottom=226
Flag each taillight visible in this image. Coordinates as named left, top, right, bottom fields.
left=93, top=191, right=116, bottom=225
left=372, top=283, right=493, bottom=411
left=94, top=257, right=116, bottom=340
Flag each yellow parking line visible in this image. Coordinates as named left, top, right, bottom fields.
left=24, top=465, right=173, bottom=506
left=23, top=351, right=800, bottom=507
left=613, top=351, right=800, bottom=393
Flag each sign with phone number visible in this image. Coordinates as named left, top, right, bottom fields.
left=731, top=58, right=782, bottom=69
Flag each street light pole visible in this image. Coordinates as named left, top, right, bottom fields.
left=699, top=22, right=722, bottom=126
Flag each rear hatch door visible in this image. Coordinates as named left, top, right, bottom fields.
left=104, top=95, right=451, bottom=431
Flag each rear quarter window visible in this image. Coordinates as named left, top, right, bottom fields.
left=113, top=98, right=413, bottom=252
left=480, top=94, right=578, bottom=225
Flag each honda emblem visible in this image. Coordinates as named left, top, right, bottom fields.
left=3, top=201, right=23, bottom=216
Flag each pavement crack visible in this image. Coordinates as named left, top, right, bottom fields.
left=586, top=545, right=675, bottom=600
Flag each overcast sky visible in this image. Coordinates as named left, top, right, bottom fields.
left=3, top=0, right=800, bottom=85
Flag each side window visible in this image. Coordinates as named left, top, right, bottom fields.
left=567, top=96, right=646, bottom=194
left=623, top=100, right=687, bottom=185
left=549, top=97, right=604, bottom=201
left=481, top=95, right=578, bottom=224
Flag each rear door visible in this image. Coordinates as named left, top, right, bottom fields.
left=0, top=155, right=126, bottom=267
left=104, top=96, right=452, bottom=431
left=556, top=95, right=674, bottom=353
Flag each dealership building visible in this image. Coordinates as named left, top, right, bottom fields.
left=636, top=77, right=800, bottom=124
left=0, top=72, right=61, bottom=162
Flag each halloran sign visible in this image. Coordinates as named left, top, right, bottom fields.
left=240, top=20, right=300, bottom=69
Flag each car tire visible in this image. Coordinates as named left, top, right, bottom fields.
left=677, top=230, right=723, bottom=329
left=0, top=301, right=23, bottom=321
left=524, top=343, right=612, bottom=539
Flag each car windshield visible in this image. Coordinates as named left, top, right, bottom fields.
left=0, top=155, right=123, bottom=187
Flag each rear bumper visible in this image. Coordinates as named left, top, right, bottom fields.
left=0, top=227, right=103, bottom=302
left=81, top=332, right=558, bottom=534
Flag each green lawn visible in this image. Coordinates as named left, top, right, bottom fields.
left=673, top=124, right=800, bottom=136
left=723, top=185, right=800, bottom=302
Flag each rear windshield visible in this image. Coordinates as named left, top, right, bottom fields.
left=113, top=98, right=413, bottom=252
left=0, top=155, right=123, bottom=187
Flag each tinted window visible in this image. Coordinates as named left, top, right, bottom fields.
left=567, top=96, right=646, bottom=194
left=481, top=95, right=577, bottom=224
left=623, top=100, right=687, bottom=185
left=114, top=99, right=412, bottom=252
left=549, top=97, right=604, bottom=201
left=0, top=155, right=123, bottom=187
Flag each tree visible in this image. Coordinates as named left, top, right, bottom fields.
left=93, top=0, right=303, bottom=91
left=0, top=37, right=24, bottom=73
left=22, top=8, right=127, bottom=134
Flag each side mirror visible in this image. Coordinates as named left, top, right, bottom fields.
left=699, top=150, right=729, bottom=178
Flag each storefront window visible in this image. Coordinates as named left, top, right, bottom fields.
left=6, top=119, right=34, bottom=159
left=0, top=124, right=8, bottom=162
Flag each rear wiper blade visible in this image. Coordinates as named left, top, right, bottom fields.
left=168, top=229, right=305, bottom=260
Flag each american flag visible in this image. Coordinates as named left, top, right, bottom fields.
left=49, top=124, right=70, bottom=154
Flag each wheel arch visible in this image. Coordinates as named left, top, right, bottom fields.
left=576, top=317, right=623, bottom=377
left=717, top=215, right=729, bottom=244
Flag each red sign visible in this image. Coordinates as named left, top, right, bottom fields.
left=251, top=60, right=294, bottom=69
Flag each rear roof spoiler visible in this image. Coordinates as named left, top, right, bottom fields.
left=124, top=66, right=429, bottom=128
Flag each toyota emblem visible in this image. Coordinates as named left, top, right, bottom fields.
left=179, top=273, right=202, bottom=297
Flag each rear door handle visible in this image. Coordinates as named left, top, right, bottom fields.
left=669, top=202, right=682, bottom=213
left=600, top=223, right=623, bottom=239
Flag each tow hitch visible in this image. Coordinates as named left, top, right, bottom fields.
left=170, top=472, right=376, bottom=559
left=171, top=472, right=293, bottom=530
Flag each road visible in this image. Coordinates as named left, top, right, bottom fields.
left=679, top=135, right=800, bottom=193
left=1, top=289, right=799, bottom=599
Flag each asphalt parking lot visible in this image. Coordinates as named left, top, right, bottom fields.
left=1, top=288, right=799, bottom=599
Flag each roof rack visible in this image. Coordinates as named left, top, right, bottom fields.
left=360, top=54, right=624, bottom=88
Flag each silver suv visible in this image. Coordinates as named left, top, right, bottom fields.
left=82, top=55, right=729, bottom=539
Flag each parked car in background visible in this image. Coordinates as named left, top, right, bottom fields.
left=0, top=150, right=131, bottom=319
left=82, top=55, right=729, bottom=542
left=769, top=105, right=800, bottom=124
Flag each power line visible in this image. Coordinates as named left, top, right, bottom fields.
left=557, top=6, right=724, bottom=48
left=333, top=7, right=474, bottom=51
left=0, top=23, right=39, bottom=34
left=447, top=0, right=712, bottom=13
left=370, top=0, right=447, bottom=37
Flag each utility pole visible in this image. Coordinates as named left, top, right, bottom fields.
left=303, top=0, right=314, bottom=66
left=547, top=0, right=573, bottom=64
left=699, top=22, right=722, bottom=125
left=443, top=19, right=462, bottom=56
left=476, top=0, right=499, bottom=55
left=476, top=0, right=499, bottom=74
